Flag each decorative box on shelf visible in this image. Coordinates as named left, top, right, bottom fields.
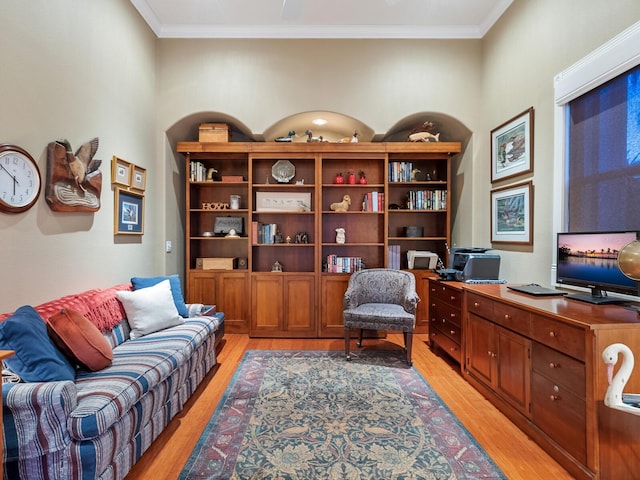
left=221, top=175, right=244, bottom=182
left=199, top=123, right=230, bottom=143
left=196, top=257, right=238, bottom=270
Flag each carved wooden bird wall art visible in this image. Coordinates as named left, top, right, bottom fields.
left=45, top=137, right=102, bottom=212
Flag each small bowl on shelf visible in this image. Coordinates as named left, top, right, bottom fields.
left=201, top=231, right=214, bottom=237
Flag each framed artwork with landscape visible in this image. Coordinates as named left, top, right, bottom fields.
left=490, top=107, right=534, bottom=183
left=490, top=181, right=533, bottom=245
left=114, top=188, right=144, bottom=235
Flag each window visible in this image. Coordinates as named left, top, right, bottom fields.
left=567, top=64, right=640, bottom=231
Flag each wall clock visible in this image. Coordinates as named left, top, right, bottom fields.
left=0, top=144, right=42, bottom=213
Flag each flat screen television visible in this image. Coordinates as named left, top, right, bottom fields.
left=556, top=231, right=640, bottom=304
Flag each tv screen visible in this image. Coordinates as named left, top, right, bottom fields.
left=556, top=231, right=640, bottom=304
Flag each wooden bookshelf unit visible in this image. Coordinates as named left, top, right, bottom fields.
left=177, top=141, right=461, bottom=337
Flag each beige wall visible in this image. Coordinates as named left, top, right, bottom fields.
left=479, top=0, right=640, bottom=283
left=2, top=0, right=639, bottom=312
left=0, top=0, right=158, bottom=310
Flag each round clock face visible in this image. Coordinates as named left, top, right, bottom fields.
left=0, top=144, right=41, bottom=213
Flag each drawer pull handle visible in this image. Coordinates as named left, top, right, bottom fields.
left=450, top=313, right=456, bottom=318
left=550, top=395, right=559, bottom=401
left=450, top=295, right=456, bottom=301
left=549, top=362, right=559, bottom=369
left=450, top=330, right=456, bottom=335
left=474, top=302, right=480, bottom=308
left=549, top=331, right=556, bottom=337
left=442, top=319, right=446, bottom=323
left=504, top=314, right=511, bottom=320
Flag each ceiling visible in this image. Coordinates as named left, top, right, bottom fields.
left=130, top=0, right=513, bottom=39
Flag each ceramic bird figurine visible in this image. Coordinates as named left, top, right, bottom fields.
left=602, top=343, right=640, bottom=415
left=275, top=130, right=296, bottom=142
left=57, top=137, right=100, bottom=192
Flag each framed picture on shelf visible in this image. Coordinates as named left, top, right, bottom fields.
left=255, top=191, right=311, bottom=212
left=112, top=156, right=132, bottom=187
left=114, top=188, right=144, bottom=235
left=490, top=181, right=533, bottom=245
left=130, top=165, right=147, bottom=192
left=490, top=107, right=534, bottom=183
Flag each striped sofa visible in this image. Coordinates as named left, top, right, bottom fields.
left=1, top=284, right=224, bottom=480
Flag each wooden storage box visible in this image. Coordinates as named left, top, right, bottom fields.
left=196, top=257, right=237, bottom=270
left=199, top=123, right=230, bottom=143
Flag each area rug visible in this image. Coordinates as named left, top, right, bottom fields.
left=180, top=350, right=506, bottom=479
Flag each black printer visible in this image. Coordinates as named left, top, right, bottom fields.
left=437, top=247, right=501, bottom=282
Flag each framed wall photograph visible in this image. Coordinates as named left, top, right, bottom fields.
left=490, top=181, right=533, bottom=245
left=114, top=188, right=144, bottom=235
left=130, top=165, right=147, bottom=192
left=112, top=156, right=132, bottom=187
left=255, top=191, right=311, bottom=212
left=490, top=107, right=534, bottom=183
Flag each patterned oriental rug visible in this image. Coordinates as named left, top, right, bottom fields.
left=180, top=350, right=506, bottom=479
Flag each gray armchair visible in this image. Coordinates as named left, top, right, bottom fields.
left=343, top=268, right=420, bottom=366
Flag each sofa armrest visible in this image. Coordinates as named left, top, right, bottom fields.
left=3, top=381, right=78, bottom=460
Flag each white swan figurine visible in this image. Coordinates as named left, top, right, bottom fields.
left=602, top=343, right=640, bottom=415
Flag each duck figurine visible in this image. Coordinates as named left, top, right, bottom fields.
left=602, top=343, right=640, bottom=415
left=275, top=130, right=296, bottom=142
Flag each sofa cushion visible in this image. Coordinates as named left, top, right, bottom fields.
left=117, top=279, right=184, bottom=339
left=47, top=309, right=113, bottom=371
left=131, top=274, right=189, bottom=317
left=0, top=305, right=76, bottom=382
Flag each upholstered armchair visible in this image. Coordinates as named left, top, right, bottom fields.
left=343, top=268, right=420, bottom=366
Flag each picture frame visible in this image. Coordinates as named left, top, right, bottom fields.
left=490, top=107, right=534, bottom=183
left=112, top=156, right=132, bottom=187
left=490, top=181, right=533, bottom=245
left=130, top=165, right=147, bottom=192
left=114, top=188, right=144, bottom=235
left=255, top=191, right=311, bottom=212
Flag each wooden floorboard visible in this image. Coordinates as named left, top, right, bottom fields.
left=125, top=334, right=574, bottom=479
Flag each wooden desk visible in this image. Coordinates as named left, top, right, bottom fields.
left=462, top=284, right=640, bottom=480
left=0, top=350, right=15, bottom=480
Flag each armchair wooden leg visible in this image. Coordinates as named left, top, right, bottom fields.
left=357, top=328, right=364, bottom=348
left=405, top=331, right=413, bottom=366
left=344, top=327, right=351, bottom=361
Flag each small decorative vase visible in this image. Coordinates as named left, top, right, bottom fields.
left=347, top=170, right=357, bottom=185
left=358, top=171, right=367, bottom=184
left=334, top=173, right=345, bottom=184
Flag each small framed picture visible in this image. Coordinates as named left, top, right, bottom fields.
left=114, top=188, right=144, bottom=235
left=112, top=156, right=131, bottom=187
left=130, top=165, right=147, bottom=192
left=490, top=181, right=533, bottom=245
left=490, top=107, right=534, bottom=183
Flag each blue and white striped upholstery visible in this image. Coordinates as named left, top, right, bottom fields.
left=2, top=288, right=223, bottom=480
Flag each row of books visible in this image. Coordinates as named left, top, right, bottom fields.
left=388, top=244, right=402, bottom=269
left=325, top=254, right=364, bottom=273
left=361, top=192, right=385, bottom=212
left=252, top=222, right=279, bottom=244
left=406, top=190, right=447, bottom=210
left=388, top=162, right=414, bottom=182
left=190, top=161, right=209, bottom=182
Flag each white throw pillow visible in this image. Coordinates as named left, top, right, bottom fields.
left=117, top=279, right=184, bottom=339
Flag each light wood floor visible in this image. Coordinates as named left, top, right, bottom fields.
left=126, top=333, right=574, bottom=479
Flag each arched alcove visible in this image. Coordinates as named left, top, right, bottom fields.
left=165, top=110, right=472, bottom=149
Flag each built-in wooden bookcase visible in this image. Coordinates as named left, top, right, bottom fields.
left=177, top=141, right=460, bottom=338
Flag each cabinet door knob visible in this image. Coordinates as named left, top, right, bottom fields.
left=473, top=302, right=480, bottom=308
left=549, top=362, right=559, bottom=368
left=550, top=395, right=559, bottom=401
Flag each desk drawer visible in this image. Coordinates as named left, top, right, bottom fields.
left=493, top=302, right=531, bottom=336
left=531, top=371, right=587, bottom=465
left=431, top=316, right=461, bottom=344
left=430, top=282, right=461, bottom=307
left=530, top=313, right=585, bottom=361
left=431, top=302, right=461, bottom=328
left=532, top=342, right=585, bottom=398
left=466, top=292, right=494, bottom=319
